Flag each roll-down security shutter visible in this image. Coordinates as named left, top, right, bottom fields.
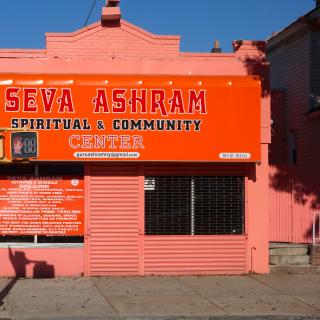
left=86, top=163, right=141, bottom=276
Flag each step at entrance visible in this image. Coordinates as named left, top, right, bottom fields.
left=269, top=243, right=310, bottom=266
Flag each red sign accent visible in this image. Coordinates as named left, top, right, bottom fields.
left=0, top=176, right=84, bottom=236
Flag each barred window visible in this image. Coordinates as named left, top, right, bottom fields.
left=145, top=176, right=244, bottom=235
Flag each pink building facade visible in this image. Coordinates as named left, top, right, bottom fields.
left=0, top=1, right=270, bottom=277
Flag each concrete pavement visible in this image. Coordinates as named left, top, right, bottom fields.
left=0, top=274, right=319, bottom=319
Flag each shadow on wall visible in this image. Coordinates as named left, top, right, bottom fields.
left=269, top=165, right=320, bottom=210
left=234, top=40, right=270, bottom=98
left=268, top=93, right=320, bottom=213
left=269, top=165, right=320, bottom=242
left=9, top=247, right=55, bottom=278
left=236, top=41, right=320, bottom=242
left=268, top=84, right=320, bottom=212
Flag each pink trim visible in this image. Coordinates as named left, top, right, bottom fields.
left=244, top=174, right=250, bottom=273
left=45, top=20, right=180, bottom=41
left=84, top=163, right=91, bottom=276
left=46, top=22, right=100, bottom=37
left=180, top=52, right=236, bottom=58
left=121, top=20, right=180, bottom=40
left=0, top=49, right=46, bottom=53
left=138, top=164, right=145, bottom=275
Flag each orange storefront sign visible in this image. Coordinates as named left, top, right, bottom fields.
left=0, top=74, right=261, bottom=161
left=0, top=176, right=84, bottom=236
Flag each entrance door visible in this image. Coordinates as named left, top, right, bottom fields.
left=85, top=164, right=143, bottom=276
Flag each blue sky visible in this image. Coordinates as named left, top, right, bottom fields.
left=0, top=0, right=316, bottom=52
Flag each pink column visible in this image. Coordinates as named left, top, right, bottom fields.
left=246, top=144, right=270, bottom=273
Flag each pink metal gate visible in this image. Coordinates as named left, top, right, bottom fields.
left=85, top=163, right=248, bottom=276
left=85, top=163, right=143, bottom=276
left=269, top=165, right=320, bottom=244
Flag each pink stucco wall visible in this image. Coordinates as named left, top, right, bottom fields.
left=0, top=248, right=84, bottom=277
left=0, top=12, right=270, bottom=274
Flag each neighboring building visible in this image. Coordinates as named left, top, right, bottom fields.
left=0, top=1, right=270, bottom=277
left=267, top=2, right=320, bottom=244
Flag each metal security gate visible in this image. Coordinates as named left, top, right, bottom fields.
left=143, top=173, right=247, bottom=275
left=85, top=163, right=247, bottom=275
left=85, top=163, right=143, bottom=276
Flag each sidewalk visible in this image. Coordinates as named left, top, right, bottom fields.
left=0, top=273, right=319, bottom=319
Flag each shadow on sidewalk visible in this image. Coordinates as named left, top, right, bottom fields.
left=0, top=247, right=56, bottom=306
left=0, top=278, right=18, bottom=307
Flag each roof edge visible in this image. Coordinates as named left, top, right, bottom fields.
left=268, top=6, right=320, bottom=42
left=180, top=52, right=236, bottom=58
left=45, top=19, right=180, bottom=41
left=0, top=49, right=46, bottom=53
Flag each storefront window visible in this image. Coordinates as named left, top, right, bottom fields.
left=145, top=176, right=245, bottom=235
left=0, top=164, right=84, bottom=244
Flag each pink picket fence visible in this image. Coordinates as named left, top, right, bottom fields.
left=269, top=165, right=320, bottom=244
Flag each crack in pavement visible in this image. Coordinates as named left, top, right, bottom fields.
left=176, top=276, right=229, bottom=316
left=91, top=278, right=118, bottom=315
